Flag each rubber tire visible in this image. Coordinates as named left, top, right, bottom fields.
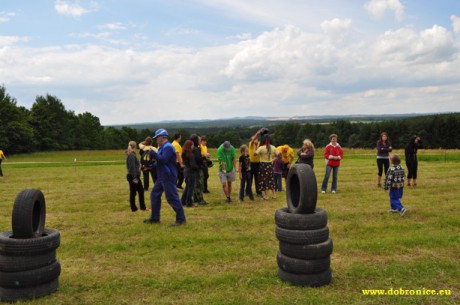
left=0, top=278, right=58, bottom=302
left=279, top=238, right=333, bottom=260
left=0, top=229, right=60, bottom=256
left=0, top=250, right=56, bottom=272
left=12, top=189, right=46, bottom=239
left=275, top=225, right=329, bottom=245
left=0, top=260, right=61, bottom=288
left=277, top=252, right=330, bottom=274
left=275, top=207, right=327, bottom=230
left=286, top=163, right=317, bottom=214
left=278, top=268, right=332, bottom=287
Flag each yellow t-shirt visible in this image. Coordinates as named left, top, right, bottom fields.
left=255, top=145, right=279, bottom=163
left=0, top=150, right=5, bottom=159
left=249, top=141, right=260, bottom=162
left=172, top=140, right=182, bottom=163
left=277, top=145, right=294, bottom=164
left=200, top=144, right=208, bottom=156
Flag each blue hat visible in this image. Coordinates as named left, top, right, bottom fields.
left=153, top=128, right=168, bottom=139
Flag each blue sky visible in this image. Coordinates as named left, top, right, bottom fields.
left=1, top=0, right=459, bottom=125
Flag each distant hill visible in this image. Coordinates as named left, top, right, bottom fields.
left=109, top=113, right=432, bottom=130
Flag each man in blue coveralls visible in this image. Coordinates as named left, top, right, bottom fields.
left=144, top=128, right=186, bottom=226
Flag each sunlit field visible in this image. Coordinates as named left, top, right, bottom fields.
left=0, top=149, right=458, bottom=304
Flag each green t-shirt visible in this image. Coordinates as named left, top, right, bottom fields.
left=217, top=144, right=236, bottom=172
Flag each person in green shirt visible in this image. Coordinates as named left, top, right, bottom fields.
left=217, top=141, right=237, bottom=203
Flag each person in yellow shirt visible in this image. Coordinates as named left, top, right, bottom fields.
left=172, top=133, right=184, bottom=189
left=200, top=136, right=211, bottom=193
left=276, top=144, right=295, bottom=190
left=0, top=150, right=7, bottom=177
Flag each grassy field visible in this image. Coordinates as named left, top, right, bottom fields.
left=0, top=149, right=459, bottom=305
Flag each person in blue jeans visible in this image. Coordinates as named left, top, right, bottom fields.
left=238, top=144, right=254, bottom=201
left=321, top=134, right=344, bottom=194
left=384, top=154, right=407, bottom=216
left=144, top=128, right=186, bottom=226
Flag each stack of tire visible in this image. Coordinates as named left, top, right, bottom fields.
left=0, top=189, right=61, bottom=302
left=275, top=163, right=332, bottom=287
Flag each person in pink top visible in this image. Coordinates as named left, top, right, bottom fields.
left=321, top=134, right=344, bottom=194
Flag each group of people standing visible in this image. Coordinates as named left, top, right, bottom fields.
left=125, top=126, right=423, bottom=223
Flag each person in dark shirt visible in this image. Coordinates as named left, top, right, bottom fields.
left=238, top=144, right=254, bottom=201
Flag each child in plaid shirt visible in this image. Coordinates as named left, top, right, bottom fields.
left=384, top=154, right=407, bottom=216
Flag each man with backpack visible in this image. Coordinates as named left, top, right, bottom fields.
left=139, top=137, right=158, bottom=191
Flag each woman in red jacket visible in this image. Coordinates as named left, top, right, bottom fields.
left=321, top=134, right=344, bottom=194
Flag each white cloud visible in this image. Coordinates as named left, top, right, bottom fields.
left=54, top=0, right=97, bottom=17
left=0, top=36, right=30, bottom=46
left=451, top=15, right=460, bottom=36
left=321, top=18, right=352, bottom=43
left=2, top=22, right=459, bottom=125
left=365, top=0, right=405, bottom=21
left=0, top=12, right=15, bottom=23
left=98, top=22, right=126, bottom=31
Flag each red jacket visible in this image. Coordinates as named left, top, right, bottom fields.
left=323, top=143, right=344, bottom=167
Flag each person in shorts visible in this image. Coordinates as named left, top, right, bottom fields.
left=217, top=141, right=237, bottom=203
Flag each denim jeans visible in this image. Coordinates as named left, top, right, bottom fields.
left=321, top=165, right=339, bottom=192
left=239, top=171, right=254, bottom=200
left=274, top=173, right=282, bottom=192
left=389, top=188, right=404, bottom=210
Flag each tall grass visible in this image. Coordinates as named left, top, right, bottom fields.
left=0, top=149, right=458, bottom=304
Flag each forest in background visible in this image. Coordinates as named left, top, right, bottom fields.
left=1, top=86, right=459, bottom=154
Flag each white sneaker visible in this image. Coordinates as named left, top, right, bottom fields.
left=388, top=209, right=398, bottom=213
left=321, top=191, right=326, bottom=194
left=400, top=208, right=407, bottom=216
left=331, top=190, right=336, bottom=194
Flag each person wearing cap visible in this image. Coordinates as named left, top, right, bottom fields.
left=144, top=128, right=186, bottom=225
left=217, top=140, right=237, bottom=203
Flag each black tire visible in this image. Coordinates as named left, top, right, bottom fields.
left=0, top=260, right=61, bottom=288
left=0, top=250, right=56, bottom=272
left=286, top=164, right=317, bottom=214
left=12, top=189, right=46, bottom=239
left=278, top=268, right=332, bottom=287
left=279, top=238, right=333, bottom=260
left=0, top=229, right=60, bottom=256
left=0, top=278, right=58, bottom=302
left=275, top=225, right=329, bottom=245
left=277, top=252, right=330, bottom=274
left=275, top=207, right=327, bottom=230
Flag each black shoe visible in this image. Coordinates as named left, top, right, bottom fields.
left=198, top=201, right=208, bottom=206
left=226, top=197, right=231, bottom=203
left=143, top=219, right=160, bottom=224
left=177, top=185, right=183, bottom=189
left=249, top=196, right=255, bottom=201
left=203, top=190, right=210, bottom=193
left=256, top=193, right=263, bottom=198
left=170, top=221, right=186, bottom=226
left=186, top=204, right=196, bottom=208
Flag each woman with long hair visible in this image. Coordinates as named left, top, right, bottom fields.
left=181, top=140, right=198, bottom=207
left=376, top=132, right=392, bottom=188
left=126, top=141, right=146, bottom=212
left=405, top=135, right=422, bottom=187
left=254, top=133, right=279, bottom=200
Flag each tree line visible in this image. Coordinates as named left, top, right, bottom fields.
left=1, top=86, right=458, bottom=154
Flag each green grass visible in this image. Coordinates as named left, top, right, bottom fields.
left=0, top=149, right=458, bottom=304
